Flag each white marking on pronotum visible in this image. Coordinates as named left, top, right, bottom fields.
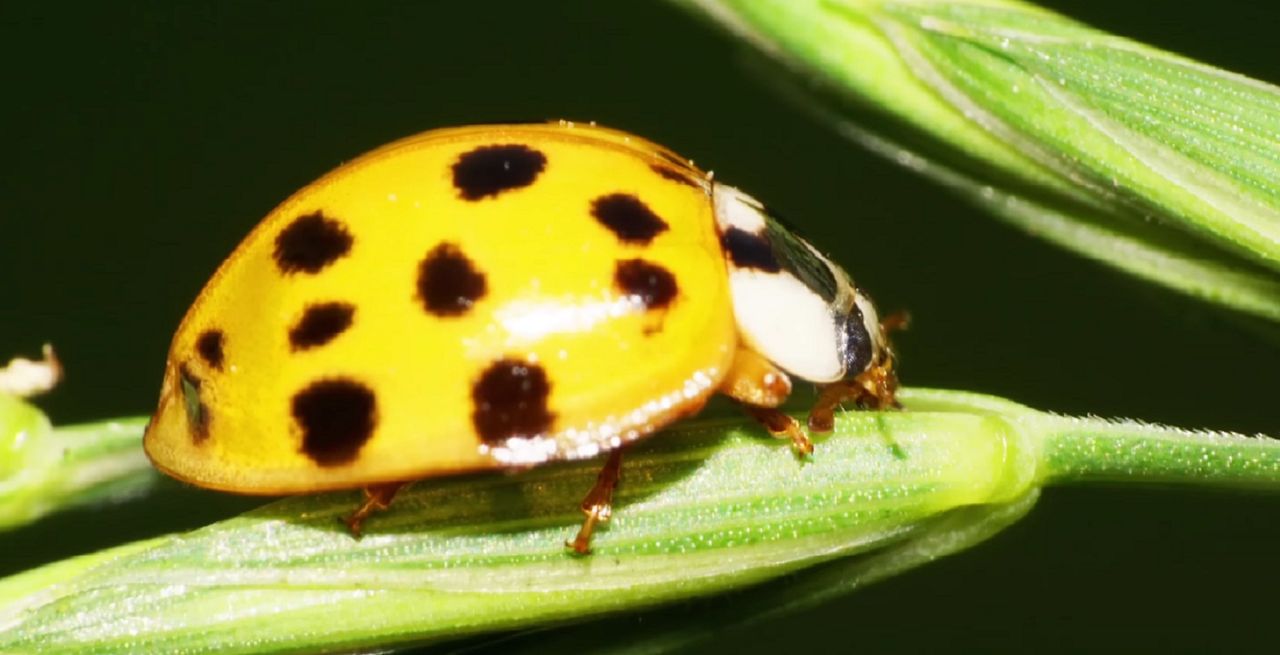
left=713, top=184, right=767, bottom=233
left=729, top=270, right=844, bottom=382
left=713, top=184, right=847, bottom=383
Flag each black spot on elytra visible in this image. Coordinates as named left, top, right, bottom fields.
left=179, top=364, right=210, bottom=443
left=289, top=302, right=355, bottom=351
left=273, top=212, right=353, bottom=275
left=195, top=329, right=224, bottom=370
left=591, top=193, right=669, bottom=245
left=293, top=378, right=377, bottom=466
left=452, top=144, right=547, bottom=200
left=615, top=259, right=678, bottom=310
left=721, top=227, right=780, bottom=273
left=472, top=358, right=555, bottom=445
left=650, top=163, right=699, bottom=188
left=417, top=243, right=488, bottom=316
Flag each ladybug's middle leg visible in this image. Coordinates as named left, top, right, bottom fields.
left=720, top=347, right=811, bottom=456
left=343, top=481, right=407, bottom=538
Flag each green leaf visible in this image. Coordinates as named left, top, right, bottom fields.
left=670, top=0, right=1280, bottom=322
left=3, top=388, right=1279, bottom=653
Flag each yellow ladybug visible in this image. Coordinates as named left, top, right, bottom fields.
left=143, top=122, right=899, bottom=553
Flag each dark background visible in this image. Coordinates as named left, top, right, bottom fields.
left=3, top=2, right=1278, bottom=652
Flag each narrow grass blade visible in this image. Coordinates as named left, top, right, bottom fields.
left=873, top=1, right=1280, bottom=267
left=821, top=113, right=1280, bottom=322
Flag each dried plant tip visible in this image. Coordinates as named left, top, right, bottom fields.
left=0, top=344, right=62, bottom=397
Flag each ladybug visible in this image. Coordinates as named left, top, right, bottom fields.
left=143, top=122, right=899, bottom=553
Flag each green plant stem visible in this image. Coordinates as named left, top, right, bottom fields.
left=1038, top=414, right=1280, bottom=486
left=1, top=388, right=1278, bottom=653
left=0, top=394, right=155, bottom=531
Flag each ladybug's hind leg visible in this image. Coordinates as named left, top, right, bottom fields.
left=568, top=448, right=624, bottom=555
left=720, top=347, right=812, bottom=457
left=343, top=481, right=407, bottom=538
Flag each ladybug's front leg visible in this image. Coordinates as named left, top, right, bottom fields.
left=807, top=357, right=900, bottom=433
left=720, top=347, right=812, bottom=456
left=809, top=312, right=907, bottom=432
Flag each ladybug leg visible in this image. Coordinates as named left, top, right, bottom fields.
left=720, top=347, right=812, bottom=456
left=342, top=481, right=407, bottom=538
left=859, top=354, right=901, bottom=410
left=807, top=351, right=901, bottom=433
left=568, top=448, right=624, bottom=555
left=807, top=382, right=856, bottom=434
left=863, top=310, right=907, bottom=411
left=740, top=404, right=813, bottom=457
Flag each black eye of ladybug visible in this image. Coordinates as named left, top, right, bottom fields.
left=841, top=309, right=874, bottom=375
